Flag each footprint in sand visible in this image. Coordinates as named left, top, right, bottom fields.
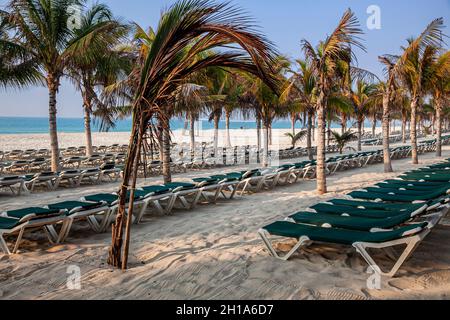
left=389, top=269, right=450, bottom=290
left=325, top=288, right=369, bottom=300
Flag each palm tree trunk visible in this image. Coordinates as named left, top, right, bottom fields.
left=372, top=118, right=377, bottom=137
left=263, top=122, right=269, bottom=167
left=256, top=115, right=261, bottom=163
left=357, top=117, right=363, bottom=152
left=341, top=113, right=347, bottom=135
left=382, top=92, right=393, bottom=173
left=327, top=118, right=331, bottom=147
left=307, top=111, right=313, bottom=160
left=162, top=125, right=172, bottom=183
left=47, top=75, right=60, bottom=172
left=402, top=113, right=407, bottom=144
left=410, top=97, right=419, bottom=164
left=436, top=99, right=443, bottom=157
left=190, top=114, right=195, bottom=160
left=108, top=115, right=145, bottom=269
left=225, top=111, right=231, bottom=147
left=312, top=115, right=316, bottom=142
left=291, top=114, right=296, bottom=135
left=82, top=92, right=94, bottom=157
left=213, top=113, right=220, bottom=156
left=316, top=93, right=327, bottom=195
left=269, top=123, right=273, bottom=146
left=182, top=118, right=188, bottom=136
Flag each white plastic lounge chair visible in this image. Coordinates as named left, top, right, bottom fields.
left=0, top=207, right=66, bottom=254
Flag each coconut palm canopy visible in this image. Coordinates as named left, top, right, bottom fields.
left=107, top=0, right=281, bottom=269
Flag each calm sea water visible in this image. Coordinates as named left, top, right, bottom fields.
left=0, top=117, right=302, bottom=134
left=0, top=116, right=371, bottom=134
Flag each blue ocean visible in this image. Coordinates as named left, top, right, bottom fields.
left=0, top=116, right=371, bottom=134
left=0, top=117, right=291, bottom=134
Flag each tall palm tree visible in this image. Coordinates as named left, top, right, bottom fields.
left=396, top=18, right=445, bottom=164
left=242, top=56, right=289, bottom=167
left=67, top=3, right=129, bottom=156
left=301, top=9, right=365, bottom=194
left=107, top=0, right=279, bottom=269
left=287, top=59, right=317, bottom=160
left=350, top=81, right=379, bottom=151
left=6, top=0, right=119, bottom=171
left=426, top=50, right=450, bottom=156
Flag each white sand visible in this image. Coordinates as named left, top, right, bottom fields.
left=0, top=140, right=449, bottom=300
left=0, top=127, right=386, bottom=151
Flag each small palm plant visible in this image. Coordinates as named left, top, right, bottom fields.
left=331, top=130, right=357, bottom=154
left=285, top=130, right=307, bottom=149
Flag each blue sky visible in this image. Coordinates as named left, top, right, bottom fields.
left=0, top=0, right=449, bottom=118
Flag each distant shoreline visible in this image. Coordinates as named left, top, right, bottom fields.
left=0, top=116, right=380, bottom=135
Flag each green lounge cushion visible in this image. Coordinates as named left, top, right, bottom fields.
left=364, top=187, right=448, bottom=197
left=163, top=182, right=197, bottom=191
left=263, top=221, right=428, bottom=245
left=289, top=211, right=415, bottom=232
left=375, top=182, right=447, bottom=192
left=140, top=185, right=172, bottom=195
left=4, top=207, right=62, bottom=220
left=349, top=190, right=445, bottom=203
left=329, top=199, right=425, bottom=212
left=310, top=203, right=424, bottom=219
left=0, top=217, right=21, bottom=230
left=383, top=180, right=445, bottom=187
left=192, top=177, right=220, bottom=185
left=48, top=201, right=105, bottom=213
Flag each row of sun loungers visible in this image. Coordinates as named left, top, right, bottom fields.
left=0, top=140, right=437, bottom=196
left=0, top=163, right=122, bottom=194
left=0, top=142, right=447, bottom=258
left=259, top=160, right=450, bottom=277
left=0, top=153, right=127, bottom=173
left=0, top=144, right=129, bottom=161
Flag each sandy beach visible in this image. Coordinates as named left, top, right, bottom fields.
left=0, top=127, right=385, bottom=152
left=0, top=130, right=449, bottom=300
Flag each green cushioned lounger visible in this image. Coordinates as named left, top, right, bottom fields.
left=48, top=201, right=106, bottom=213
left=163, top=182, right=197, bottom=191
left=289, top=211, right=418, bottom=232
left=328, top=199, right=426, bottom=211
left=140, top=185, right=172, bottom=195
left=0, top=216, right=22, bottom=230
left=364, top=186, right=450, bottom=197
left=310, top=203, right=426, bottom=219
left=4, top=207, right=62, bottom=219
left=348, top=191, right=448, bottom=203
left=259, top=221, right=431, bottom=277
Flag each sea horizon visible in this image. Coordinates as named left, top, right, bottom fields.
left=0, top=116, right=370, bottom=135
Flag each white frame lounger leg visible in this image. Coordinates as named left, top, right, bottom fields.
left=258, top=229, right=311, bottom=261
left=0, top=233, right=11, bottom=255
left=12, top=227, right=26, bottom=253
left=353, top=233, right=427, bottom=278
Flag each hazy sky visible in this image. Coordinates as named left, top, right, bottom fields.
left=0, top=0, right=449, bottom=118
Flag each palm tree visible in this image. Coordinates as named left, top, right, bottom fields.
left=107, top=0, right=279, bottom=269
left=242, top=56, right=290, bottom=167
left=350, top=81, right=379, bottom=151
left=6, top=0, right=119, bottom=171
left=331, top=130, right=357, bottom=154
left=426, top=51, right=450, bottom=156
left=0, top=10, right=41, bottom=88
left=396, top=18, right=445, bottom=164
left=285, top=130, right=307, bottom=148
left=301, top=9, right=365, bottom=194
left=287, top=59, right=317, bottom=160
left=67, top=4, right=129, bottom=156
